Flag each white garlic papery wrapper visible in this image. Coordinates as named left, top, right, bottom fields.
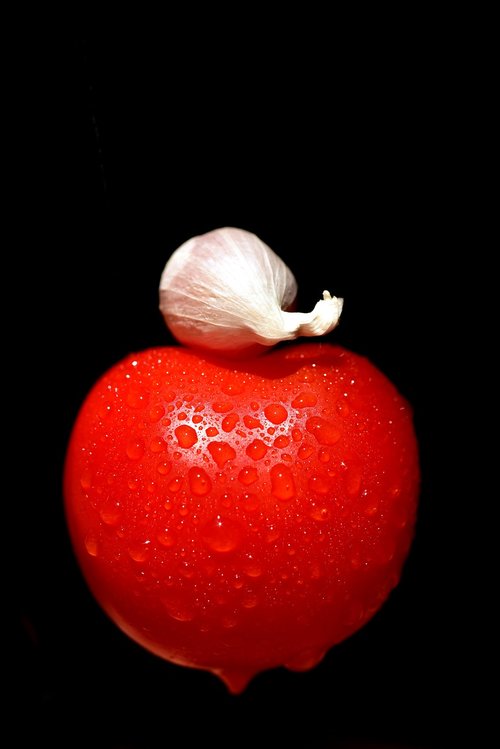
left=159, top=226, right=343, bottom=355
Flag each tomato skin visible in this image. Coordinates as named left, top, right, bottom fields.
left=64, top=343, right=419, bottom=693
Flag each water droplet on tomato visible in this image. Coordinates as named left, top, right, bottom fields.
left=270, top=463, right=296, bottom=500
left=298, top=443, right=314, bottom=459
left=244, top=562, right=262, bottom=578
left=206, top=426, right=219, bottom=437
left=292, top=428, right=303, bottom=442
left=188, top=467, right=212, bottom=495
left=175, top=425, right=198, bottom=448
left=238, top=466, right=259, bottom=485
left=310, top=505, right=330, bottom=521
left=246, top=439, right=268, bottom=461
left=216, top=669, right=254, bottom=695
left=207, top=441, right=236, bottom=468
left=150, top=437, right=166, bottom=453
left=222, top=413, right=239, bottom=432
left=274, top=435, right=290, bottom=448
left=212, top=401, right=232, bottom=413
left=201, top=515, right=241, bottom=552
left=241, top=492, right=259, bottom=512
left=192, top=414, right=203, bottom=424
left=168, top=477, right=182, bottom=493
left=126, top=438, right=145, bottom=460
left=318, top=448, right=330, bottom=463
left=157, top=461, right=172, bottom=475
left=80, top=470, right=92, bottom=490
left=84, top=534, right=98, bottom=556
left=306, top=416, right=341, bottom=445
left=242, top=593, right=259, bottom=609
left=149, top=403, right=165, bottom=422
left=126, top=388, right=147, bottom=408
left=128, top=542, right=150, bottom=562
left=266, top=525, right=281, bottom=544
left=291, top=392, right=318, bottom=408
left=308, top=475, right=330, bottom=495
left=336, top=399, right=350, bottom=416
left=99, top=501, right=121, bottom=525
left=157, top=529, right=177, bottom=547
left=364, top=501, right=379, bottom=517
left=220, top=492, right=232, bottom=508
left=243, top=415, right=262, bottom=430
left=221, top=379, right=244, bottom=395
left=222, top=615, right=238, bottom=629
left=162, top=598, right=195, bottom=622
left=264, top=403, right=288, bottom=424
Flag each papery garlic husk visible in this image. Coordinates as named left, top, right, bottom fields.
left=159, top=226, right=343, bottom=356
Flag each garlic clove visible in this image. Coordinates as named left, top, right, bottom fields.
left=159, top=227, right=343, bottom=356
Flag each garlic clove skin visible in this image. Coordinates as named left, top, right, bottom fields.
left=159, top=227, right=343, bottom=356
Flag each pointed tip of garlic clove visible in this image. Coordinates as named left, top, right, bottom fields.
left=279, top=291, right=343, bottom=340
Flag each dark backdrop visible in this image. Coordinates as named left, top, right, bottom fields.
left=14, top=34, right=476, bottom=749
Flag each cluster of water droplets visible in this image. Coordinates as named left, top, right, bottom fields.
left=77, top=350, right=415, bottom=662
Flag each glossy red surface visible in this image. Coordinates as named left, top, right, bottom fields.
left=64, top=343, right=420, bottom=693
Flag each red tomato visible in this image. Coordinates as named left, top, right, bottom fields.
left=64, top=343, right=419, bottom=693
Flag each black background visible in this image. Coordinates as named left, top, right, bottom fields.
left=13, top=33, right=479, bottom=749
